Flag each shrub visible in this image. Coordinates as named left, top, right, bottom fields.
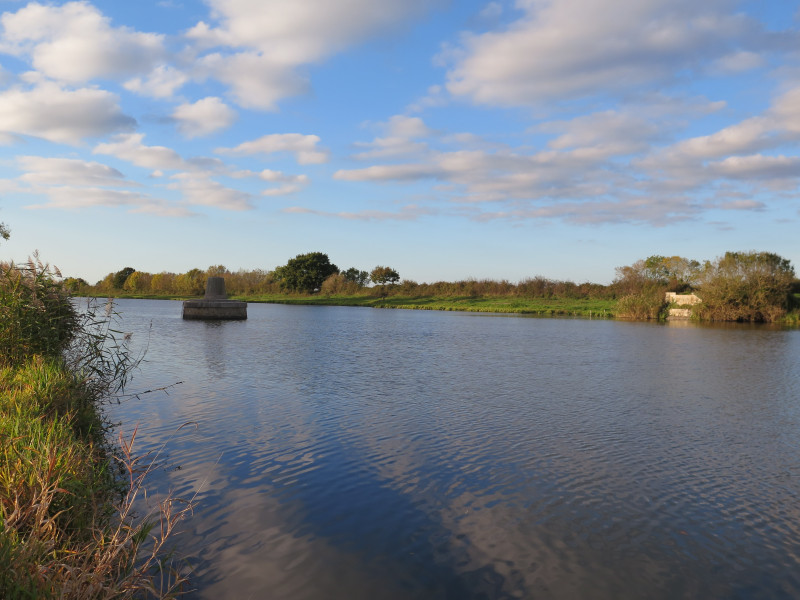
left=694, top=251, right=795, bottom=322
left=0, top=255, right=79, bottom=367
left=616, top=291, right=668, bottom=320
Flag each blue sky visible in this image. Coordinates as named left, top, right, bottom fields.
left=0, top=0, right=798, bottom=284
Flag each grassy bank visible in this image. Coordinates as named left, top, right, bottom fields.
left=0, top=257, right=188, bottom=599
left=234, top=293, right=617, bottom=317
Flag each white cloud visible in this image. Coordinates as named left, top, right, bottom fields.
left=542, top=110, right=662, bottom=157
left=17, top=156, right=128, bottom=186
left=93, top=133, right=186, bottom=170
left=173, top=97, right=237, bottom=138
left=262, top=185, right=303, bottom=196
left=0, top=82, right=134, bottom=144
left=168, top=172, right=254, bottom=211
left=217, top=133, right=329, bottom=164
left=259, top=169, right=309, bottom=184
left=771, top=86, right=800, bottom=133
left=713, top=50, right=766, bottom=73
left=1, top=1, right=164, bottom=83
left=663, top=116, right=775, bottom=161
left=353, top=115, right=434, bottom=159
left=124, top=65, right=189, bottom=99
left=187, top=0, right=433, bottom=108
left=709, top=154, right=800, bottom=180
left=191, top=0, right=431, bottom=61
left=24, top=185, right=193, bottom=216
left=229, top=168, right=309, bottom=194
left=385, top=115, right=432, bottom=139
left=197, top=51, right=309, bottom=110
left=444, top=0, right=768, bottom=107
left=335, top=163, right=442, bottom=182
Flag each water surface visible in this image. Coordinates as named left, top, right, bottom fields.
left=107, top=300, right=800, bottom=599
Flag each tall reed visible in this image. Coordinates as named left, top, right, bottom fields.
left=0, top=255, right=191, bottom=599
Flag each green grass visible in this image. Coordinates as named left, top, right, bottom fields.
left=235, top=293, right=617, bottom=317
left=1, top=257, right=189, bottom=599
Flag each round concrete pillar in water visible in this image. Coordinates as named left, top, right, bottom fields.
left=205, top=276, right=227, bottom=299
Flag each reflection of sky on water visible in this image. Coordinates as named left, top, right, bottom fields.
left=108, top=300, right=800, bottom=599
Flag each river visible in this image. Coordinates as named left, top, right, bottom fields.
left=105, top=299, right=800, bottom=599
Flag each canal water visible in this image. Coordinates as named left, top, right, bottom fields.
left=105, top=299, right=800, bottom=599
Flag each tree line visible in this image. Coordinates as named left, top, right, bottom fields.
left=65, top=250, right=800, bottom=322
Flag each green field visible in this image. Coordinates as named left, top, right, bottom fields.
left=234, top=293, right=618, bottom=317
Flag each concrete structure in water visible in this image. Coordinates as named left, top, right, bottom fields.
left=182, top=277, right=247, bottom=320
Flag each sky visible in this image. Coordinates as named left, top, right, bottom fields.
left=0, top=0, right=798, bottom=285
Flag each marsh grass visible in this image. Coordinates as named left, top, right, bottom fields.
left=615, top=292, right=668, bottom=320
left=1, top=256, right=191, bottom=599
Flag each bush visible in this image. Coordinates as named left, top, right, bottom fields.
left=0, top=255, right=79, bottom=367
left=616, top=291, right=668, bottom=320
left=694, top=251, right=795, bottom=322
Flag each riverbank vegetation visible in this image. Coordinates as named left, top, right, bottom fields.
left=73, top=249, right=800, bottom=324
left=1, top=256, right=189, bottom=599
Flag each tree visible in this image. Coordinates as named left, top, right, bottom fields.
left=175, top=268, right=205, bottom=296
left=206, top=265, right=229, bottom=276
left=111, top=267, right=136, bottom=289
left=370, top=266, right=400, bottom=286
left=695, top=251, right=795, bottom=322
left=341, top=267, right=369, bottom=287
left=0, top=222, right=9, bottom=242
left=123, top=271, right=152, bottom=293
left=63, top=277, right=89, bottom=294
left=614, top=255, right=699, bottom=296
left=274, top=252, right=339, bottom=293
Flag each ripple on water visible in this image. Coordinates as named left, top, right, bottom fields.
left=107, top=301, right=800, bottom=599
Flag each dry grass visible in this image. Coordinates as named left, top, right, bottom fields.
left=1, top=257, right=193, bottom=599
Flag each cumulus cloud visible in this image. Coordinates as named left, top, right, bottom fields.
left=335, top=84, right=800, bottom=227
left=353, top=115, right=434, bottom=159
left=335, top=163, right=442, bottom=182
left=444, top=0, right=773, bottom=107
left=186, top=0, right=433, bottom=108
left=709, top=154, right=800, bottom=180
left=124, top=65, right=189, bottom=99
left=94, top=133, right=186, bottom=170
left=24, top=185, right=193, bottom=216
left=0, top=1, right=164, bottom=83
left=173, top=97, right=237, bottom=138
left=541, top=110, right=663, bottom=157
left=217, top=133, right=329, bottom=164
left=17, top=156, right=128, bottom=186
left=196, top=51, right=309, bottom=110
left=167, top=172, right=254, bottom=211
left=0, top=82, right=135, bottom=144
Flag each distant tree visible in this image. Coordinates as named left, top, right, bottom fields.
left=613, top=255, right=699, bottom=296
left=0, top=222, right=9, bottom=242
left=274, top=252, right=339, bottom=293
left=150, top=272, right=176, bottom=294
left=123, top=271, right=152, bottom=293
left=370, top=266, right=400, bottom=286
left=206, top=265, right=229, bottom=276
left=111, top=267, right=136, bottom=289
left=63, top=277, right=89, bottom=294
left=175, top=268, right=206, bottom=296
left=341, top=267, right=369, bottom=287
